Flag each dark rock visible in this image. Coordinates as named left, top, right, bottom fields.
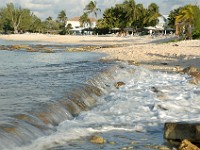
left=161, top=62, right=168, bottom=65
left=114, top=82, right=125, bottom=89
left=151, top=87, right=166, bottom=100
left=164, top=122, right=200, bottom=143
left=179, top=139, right=200, bottom=150
left=151, top=87, right=160, bottom=93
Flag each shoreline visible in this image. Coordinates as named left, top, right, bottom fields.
left=0, top=34, right=200, bottom=71
left=1, top=34, right=200, bottom=149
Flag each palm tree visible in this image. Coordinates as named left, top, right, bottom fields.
left=58, top=10, right=67, bottom=23
left=84, top=1, right=101, bottom=18
left=79, top=12, right=91, bottom=28
left=45, top=16, right=55, bottom=32
left=66, top=23, right=72, bottom=34
left=144, top=3, right=161, bottom=26
left=135, top=3, right=146, bottom=28
left=123, top=0, right=137, bottom=26
left=175, top=5, right=197, bottom=39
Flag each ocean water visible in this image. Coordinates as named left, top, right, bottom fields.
left=0, top=40, right=200, bottom=150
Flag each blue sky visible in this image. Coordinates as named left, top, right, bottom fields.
left=0, top=0, right=199, bottom=20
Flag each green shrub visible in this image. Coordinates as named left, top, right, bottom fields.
left=192, top=30, right=200, bottom=39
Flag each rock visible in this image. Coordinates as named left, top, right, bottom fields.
left=114, top=82, right=125, bottom=89
left=109, top=141, right=116, bottom=145
left=127, top=60, right=140, bottom=66
left=182, top=66, right=200, bottom=85
left=89, top=135, right=106, bottom=144
left=151, top=87, right=166, bottom=100
left=164, top=122, right=200, bottom=143
left=182, top=66, right=200, bottom=74
left=161, top=62, right=168, bottom=66
left=67, top=46, right=100, bottom=52
left=179, top=139, right=200, bottom=150
left=144, top=145, right=170, bottom=150
left=189, top=72, right=200, bottom=85
left=41, top=47, right=54, bottom=53
left=151, top=87, right=160, bottom=93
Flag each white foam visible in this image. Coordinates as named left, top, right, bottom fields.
left=15, top=65, right=200, bottom=150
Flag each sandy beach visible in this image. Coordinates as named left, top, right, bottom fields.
left=0, top=34, right=200, bottom=71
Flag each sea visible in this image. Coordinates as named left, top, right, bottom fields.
left=0, top=39, right=200, bottom=150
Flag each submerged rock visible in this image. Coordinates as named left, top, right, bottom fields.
left=179, top=139, right=200, bottom=150
left=144, top=145, right=170, bottom=150
left=164, top=122, right=200, bottom=144
left=67, top=46, right=100, bottom=52
left=151, top=87, right=166, bottom=100
left=89, top=135, right=106, bottom=144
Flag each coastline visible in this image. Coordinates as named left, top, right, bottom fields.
left=0, top=34, right=200, bottom=71
left=1, top=34, right=200, bottom=149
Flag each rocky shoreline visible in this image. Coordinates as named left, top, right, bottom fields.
left=0, top=34, right=200, bottom=149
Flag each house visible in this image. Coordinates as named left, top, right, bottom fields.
left=66, top=16, right=97, bottom=35
left=157, top=15, right=168, bottom=29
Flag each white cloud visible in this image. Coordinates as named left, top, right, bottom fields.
left=0, top=0, right=199, bottom=20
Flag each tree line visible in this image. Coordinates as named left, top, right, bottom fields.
left=0, top=1, right=200, bottom=39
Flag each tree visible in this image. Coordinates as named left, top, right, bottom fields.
left=45, top=16, right=53, bottom=30
left=4, top=3, right=28, bottom=33
left=95, top=0, right=161, bottom=34
left=18, top=9, right=35, bottom=32
left=168, top=7, right=182, bottom=29
left=57, top=10, right=67, bottom=34
left=29, top=15, right=43, bottom=33
left=44, top=16, right=60, bottom=34
left=79, top=12, right=91, bottom=28
left=135, top=4, right=146, bottom=28
left=57, top=10, right=67, bottom=23
left=0, top=3, right=36, bottom=33
left=175, top=4, right=199, bottom=39
left=123, top=0, right=137, bottom=27
left=84, top=1, right=101, bottom=18
left=144, top=3, right=161, bottom=26
left=66, top=23, right=72, bottom=34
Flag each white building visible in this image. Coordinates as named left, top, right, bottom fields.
left=157, top=15, right=168, bottom=29
left=66, top=17, right=97, bottom=35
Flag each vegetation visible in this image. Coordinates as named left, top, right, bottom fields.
left=96, top=0, right=161, bottom=33
left=168, top=4, right=200, bottom=39
left=84, top=1, right=101, bottom=18
left=57, top=10, right=67, bottom=34
left=0, top=1, right=199, bottom=39
left=79, top=12, right=91, bottom=28
left=0, top=3, right=42, bottom=33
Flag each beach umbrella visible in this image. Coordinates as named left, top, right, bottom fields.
left=111, top=28, right=120, bottom=30
left=144, top=26, right=156, bottom=30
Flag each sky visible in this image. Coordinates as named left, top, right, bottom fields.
left=0, top=0, right=199, bottom=20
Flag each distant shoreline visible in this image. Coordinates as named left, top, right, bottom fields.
left=0, top=33, right=200, bottom=72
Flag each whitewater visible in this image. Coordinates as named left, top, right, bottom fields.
left=0, top=40, right=200, bottom=150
